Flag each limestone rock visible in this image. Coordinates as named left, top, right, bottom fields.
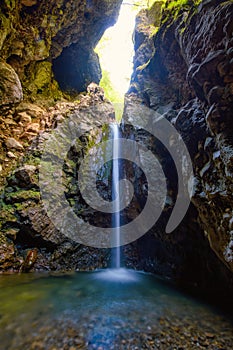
left=0, top=62, right=23, bottom=106
left=26, top=123, right=40, bottom=133
left=7, top=151, right=17, bottom=158
left=16, top=103, right=46, bottom=119
left=17, top=112, right=32, bottom=124
left=5, top=137, right=23, bottom=150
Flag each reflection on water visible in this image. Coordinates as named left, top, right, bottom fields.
left=0, top=269, right=232, bottom=349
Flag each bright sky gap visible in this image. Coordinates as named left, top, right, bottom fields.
left=95, top=0, right=149, bottom=103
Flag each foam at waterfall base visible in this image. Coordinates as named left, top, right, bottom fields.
left=94, top=268, right=141, bottom=283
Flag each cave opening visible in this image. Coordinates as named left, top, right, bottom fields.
left=52, top=0, right=151, bottom=100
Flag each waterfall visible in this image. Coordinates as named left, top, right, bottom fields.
left=111, top=123, right=121, bottom=268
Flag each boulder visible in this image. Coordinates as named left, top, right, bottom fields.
left=0, top=62, right=23, bottom=106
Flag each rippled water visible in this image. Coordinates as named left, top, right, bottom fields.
left=0, top=269, right=232, bottom=349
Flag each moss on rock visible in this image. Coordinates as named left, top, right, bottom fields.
left=5, top=189, right=40, bottom=203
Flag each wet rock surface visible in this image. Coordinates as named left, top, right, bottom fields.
left=0, top=87, right=115, bottom=272
left=125, top=0, right=233, bottom=292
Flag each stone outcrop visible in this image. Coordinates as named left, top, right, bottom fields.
left=0, top=0, right=123, bottom=272
left=0, top=0, right=122, bottom=188
left=0, top=87, right=115, bottom=272
left=125, top=0, right=233, bottom=291
left=0, top=0, right=122, bottom=100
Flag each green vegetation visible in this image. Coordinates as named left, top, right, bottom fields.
left=100, top=70, right=124, bottom=104
left=95, top=0, right=177, bottom=120
left=113, top=103, right=124, bottom=123
left=166, top=0, right=190, bottom=11
left=3, top=0, right=16, bottom=10
left=24, top=60, right=63, bottom=103
left=129, top=0, right=162, bottom=11
left=23, top=156, right=41, bottom=167
left=5, top=189, right=40, bottom=203
left=136, top=57, right=152, bottom=72
left=162, top=0, right=201, bottom=16
left=149, top=25, right=159, bottom=38
left=0, top=203, right=16, bottom=224
left=94, top=34, right=124, bottom=105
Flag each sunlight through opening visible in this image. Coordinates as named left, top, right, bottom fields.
left=95, top=0, right=152, bottom=105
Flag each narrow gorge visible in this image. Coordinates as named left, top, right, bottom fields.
left=0, top=0, right=233, bottom=348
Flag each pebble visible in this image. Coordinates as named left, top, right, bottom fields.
left=17, top=111, right=32, bottom=124
left=5, top=137, right=23, bottom=150
left=7, top=151, right=17, bottom=158
left=5, top=311, right=231, bottom=350
left=26, top=122, right=40, bottom=133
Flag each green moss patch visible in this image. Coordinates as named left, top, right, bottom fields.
left=5, top=189, right=40, bottom=203
left=162, top=0, right=201, bottom=23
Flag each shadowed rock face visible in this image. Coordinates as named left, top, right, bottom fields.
left=0, top=88, right=115, bottom=272
left=0, top=0, right=122, bottom=195
left=0, top=1, right=123, bottom=271
left=0, top=62, right=23, bottom=106
left=53, top=45, right=101, bottom=93
left=0, top=0, right=122, bottom=99
left=125, top=0, right=233, bottom=292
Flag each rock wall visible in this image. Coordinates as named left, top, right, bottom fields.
left=0, top=0, right=122, bottom=186
left=0, top=87, right=116, bottom=272
left=125, top=0, right=233, bottom=292
left=0, top=0, right=122, bottom=100
left=0, top=0, right=123, bottom=271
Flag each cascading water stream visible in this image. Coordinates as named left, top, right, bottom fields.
left=111, top=123, right=121, bottom=268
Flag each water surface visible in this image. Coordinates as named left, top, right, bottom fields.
left=0, top=269, right=232, bottom=349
